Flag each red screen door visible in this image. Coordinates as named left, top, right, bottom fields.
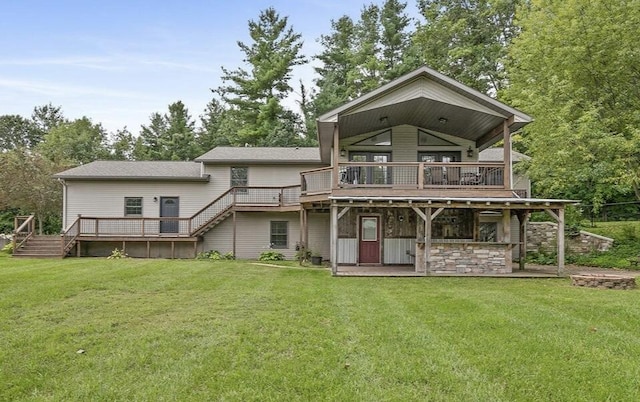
left=359, top=216, right=380, bottom=264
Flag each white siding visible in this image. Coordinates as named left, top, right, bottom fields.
left=384, top=238, right=415, bottom=264
left=338, top=239, right=357, bottom=264
left=64, top=180, right=214, bottom=229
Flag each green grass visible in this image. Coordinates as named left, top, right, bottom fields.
left=569, top=221, right=640, bottom=269
left=2, top=257, right=640, bottom=401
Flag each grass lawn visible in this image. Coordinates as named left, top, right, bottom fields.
left=2, top=255, right=640, bottom=401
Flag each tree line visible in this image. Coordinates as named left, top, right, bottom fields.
left=2, top=0, right=639, bottom=232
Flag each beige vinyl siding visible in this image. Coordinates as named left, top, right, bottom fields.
left=64, top=180, right=214, bottom=229
left=344, top=77, right=504, bottom=118
left=307, top=212, right=330, bottom=259
left=202, top=212, right=301, bottom=259
left=340, top=125, right=475, bottom=164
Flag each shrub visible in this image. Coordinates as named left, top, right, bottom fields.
left=197, top=250, right=234, bottom=261
left=1, top=242, right=14, bottom=255
left=259, top=251, right=285, bottom=261
left=107, top=248, right=128, bottom=259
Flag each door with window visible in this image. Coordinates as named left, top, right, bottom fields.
left=350, top=152, right=392, bottom=185
left=160, top=197, right=179, bottom=233
left=359, top=216, right=380, bottom=264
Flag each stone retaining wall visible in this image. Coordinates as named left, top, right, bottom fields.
left=429, top=243, right=510, bottom=274
left=571, top=274, right=636, bottom=290
left=527, top=222, right=613, bottom=254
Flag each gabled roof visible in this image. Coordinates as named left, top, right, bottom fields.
left=54, top=161, right=209, bottom=181
left=479, top=147, right=531, bottom=163
left=195, top=147, right=322, bottom=165
left=316, top=66, right=533, bottom=163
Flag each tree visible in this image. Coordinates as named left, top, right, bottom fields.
left=109, top=128, right=135, bottom=160
left=38, top=117, right=110, bottom=165
left=413, top=0, right=521, bottom=95
left=313, top=1, right=414, bottom=113
left=0, top=115, right=38, bottom=151
left=162, top=101, right=199, bottom=160
left=31, top=103, right=65, bottom=142
left=136, top=101, right=200, bottom=160
left=0, top=149, right=62, bottom=234
left=218, top=7, right=307, bottom=146
left=136, top=112, right=167, bottom=160
left=505, top=0, right=640, bottom=210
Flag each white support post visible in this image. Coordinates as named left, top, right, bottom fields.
left=557, top=208, right=565, bottom=276
left=331, top=203, right=338, bottom=275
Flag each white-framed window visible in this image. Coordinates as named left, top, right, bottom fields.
left=230, top=167, right=248, bottom=187
left=270, top=221, right=288, bottom=249
left=124, top=197, right=143, bottom=216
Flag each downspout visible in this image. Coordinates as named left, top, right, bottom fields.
left=58, top=178, right=67, bottom=230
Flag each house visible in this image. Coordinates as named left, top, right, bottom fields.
left=18, top=66, right=572, bottom=275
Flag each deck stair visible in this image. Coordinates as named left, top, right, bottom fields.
left=13, top=235, right=63, bottom=258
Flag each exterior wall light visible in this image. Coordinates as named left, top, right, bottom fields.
left=467, top=146, right=474, bottom=158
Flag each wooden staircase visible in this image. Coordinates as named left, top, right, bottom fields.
left=13, top=235, right=63, bottom=258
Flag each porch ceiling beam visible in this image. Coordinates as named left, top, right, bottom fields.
left=477, top=115, right=515, bottom=149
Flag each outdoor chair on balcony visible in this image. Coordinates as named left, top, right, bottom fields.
left=341, top=166, right=360, bottom=185
left=426, top=167, right=445, bottom=185
left=446, top=167, right=460, bottom=185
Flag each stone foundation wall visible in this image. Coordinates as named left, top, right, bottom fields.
left=429, top=243, right=510, bottom=274
left=527, top=222, right=613, bottom=254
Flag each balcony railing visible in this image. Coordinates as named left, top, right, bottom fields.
left=301, top=162, right=507, bottom=195
left=67, top=186, right=302, bottom=239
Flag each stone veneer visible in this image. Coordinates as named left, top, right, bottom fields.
left=527, top=222, right=613, bottom=254
left=429, top=242, right=511, bottom=274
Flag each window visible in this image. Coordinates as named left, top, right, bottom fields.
left=124, top=197, right=142, bottom=216
left=230, top=167, right=248, bottom=188
left=432, top=209, right=473, bottom=239
left=270, top=221, right=288, bottom=249
left=418, top=129, right=458, bottom=146
left=353, top=130, right=392, bottom=146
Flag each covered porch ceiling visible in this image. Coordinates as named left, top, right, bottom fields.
left=316, top=66, right=532, bottom=163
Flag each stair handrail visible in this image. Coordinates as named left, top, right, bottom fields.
left=13, top=215, right=35, bottom=252
left=61, top=216, right=81, bottom=256
left=189, top=188, right=236, bottom=236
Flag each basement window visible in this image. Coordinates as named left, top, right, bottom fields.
left=124, top=197, right=143, bottom=216
left=270, top=221, right=288, bottom=249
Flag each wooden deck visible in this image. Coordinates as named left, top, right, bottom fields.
left=335, top=265, right=564, bottom=278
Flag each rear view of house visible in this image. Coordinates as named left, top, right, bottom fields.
left=16, top=66, right=572, bottom=276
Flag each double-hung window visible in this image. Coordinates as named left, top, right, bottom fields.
left=270, top=221, right=288, bottom=249
left=124, top=197, right=143, bottom=216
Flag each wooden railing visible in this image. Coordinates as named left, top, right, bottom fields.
left=301, top=162, right=507, bottom=194
left=13, top=215, right=35, bottom=251
left=61, top=186, right=302, bottom=241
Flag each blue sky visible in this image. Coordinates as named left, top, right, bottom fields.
left=0, top=0, right=420, bottom=134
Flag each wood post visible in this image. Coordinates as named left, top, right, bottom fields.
left=503, top=119, right=512, bottom=190
left=425, top=207, right=431, bottom=276
left=502, top=209, right=512, bottom=272
left=232, top=211, right=237, bottom=258
left=332, top=124, right=340, bottom=190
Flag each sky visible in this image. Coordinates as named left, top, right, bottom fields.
left=0, top=0, right=421, bottom=134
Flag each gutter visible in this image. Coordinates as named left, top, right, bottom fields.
left=58, top=178, right=67, bottom=229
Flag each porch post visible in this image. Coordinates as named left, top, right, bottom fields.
left=332, top=124, right=340, bottom=190
left=557, top=207, right=565, bottom=276
left=503, top=119, right=512, bottom=190
left=232, top=210, right=237, bottom=258
left=425, top=207, right=432, bottom=276
left=502, top=208, right=512, bottom=272
left=330, top=202, right=338, bottom=274
left=518, top=210, right=529, bottom=271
